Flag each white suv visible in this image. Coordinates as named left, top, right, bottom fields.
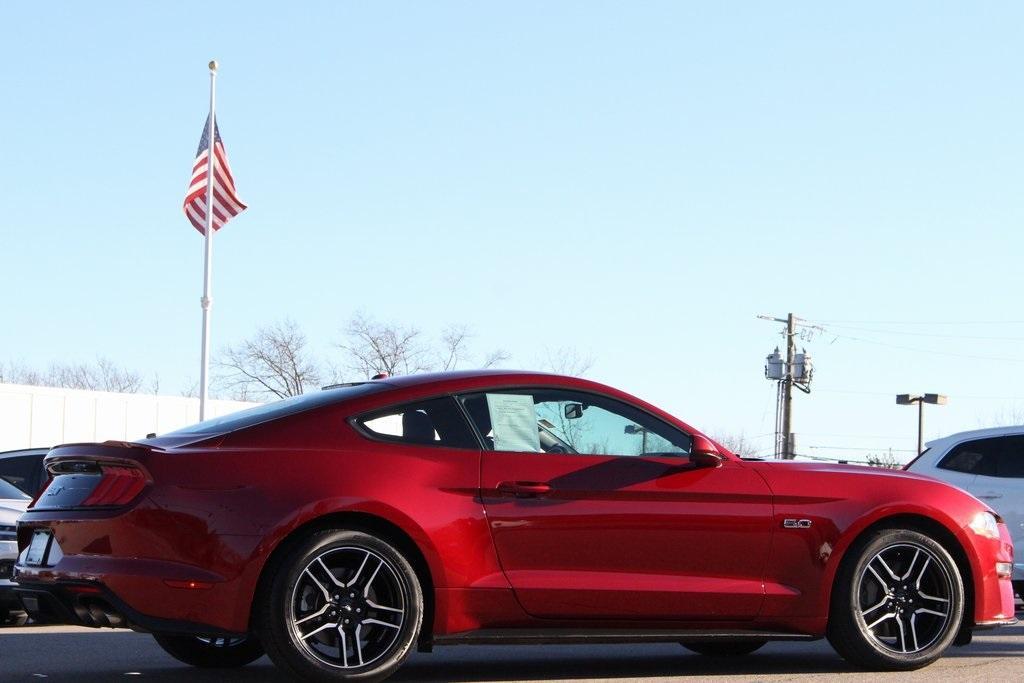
left=905, top=425, right=1024, bottom=601
left=1, top=479, right=30, bottom=626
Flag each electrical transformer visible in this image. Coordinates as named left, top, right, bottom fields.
left=793, top=351, right=813, bottom=384
left=765, top=348, right=785, bottom=380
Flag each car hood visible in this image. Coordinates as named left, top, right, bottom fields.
left=744, top=459, right=992, bottom=512
left=749, top=460, right=933, bottom=481
left=0, top=497, right=29, bottom=521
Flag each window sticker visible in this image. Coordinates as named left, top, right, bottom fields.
left=362, top=413, right=403, bottom=437
left=486, top=393, right=541, bottom=452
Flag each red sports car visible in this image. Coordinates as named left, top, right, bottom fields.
left=14, top=371, right=1016, bottom=681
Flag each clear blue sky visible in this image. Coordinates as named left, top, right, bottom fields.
left=4, top=1, right=1024, bottom=460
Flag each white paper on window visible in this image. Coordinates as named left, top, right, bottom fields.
left=486, top=393, right=541, bottom=452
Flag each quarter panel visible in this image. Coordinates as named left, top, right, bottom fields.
left=750, top=462, right=1015, bottom=627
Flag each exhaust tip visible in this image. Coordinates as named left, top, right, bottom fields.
left=75, top=598, right=126, bottom=629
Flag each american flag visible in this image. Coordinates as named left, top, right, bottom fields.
left=183, top=115, right=246, bottom=234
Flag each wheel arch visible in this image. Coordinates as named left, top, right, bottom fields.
left=248, top=509, right=438, bottom=648
left=825, top=512, right=975, bottom=640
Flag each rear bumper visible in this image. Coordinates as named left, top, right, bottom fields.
left=15, top=506, right=265, bottom=633
left=14, top=581, right=246, bottom=637
left=13, top=552, right=258, bottom=634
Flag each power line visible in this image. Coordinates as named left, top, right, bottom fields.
left=807, top=445, right=917, bottom=453
left=796, top=432, right=916, bottom=439
left=817, top=388, right=1024, bottom=401
left=811, top=319, right=1024, bottom=326
left=825, top=331, right=1024, bottom=364
left=812, top=322, right=1024, bottom=342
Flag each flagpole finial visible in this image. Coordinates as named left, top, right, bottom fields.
left=209, top=60, right=218, bottom=72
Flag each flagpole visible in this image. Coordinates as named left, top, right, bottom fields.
left=199, top=60, right=218, bottom=421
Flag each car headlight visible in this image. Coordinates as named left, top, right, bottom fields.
left=969, top=511, right=1001, bottom=539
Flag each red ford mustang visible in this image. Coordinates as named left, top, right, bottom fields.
left=14, top=371, right=1016, bottom=681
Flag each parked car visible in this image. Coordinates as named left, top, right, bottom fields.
left=1, top=478, right=30, bottom=626
left=13, top=371, right=1017, bottom=681
left=904, top=426, right=1024, bottom=603
left=0, top=448, right=49, bottom=497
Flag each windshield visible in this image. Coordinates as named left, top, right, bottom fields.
left=163, top=383, right=390, bottom=436
left=902, top=447, right=931, bottom=471
left=0, top=477, right=30, bottom=500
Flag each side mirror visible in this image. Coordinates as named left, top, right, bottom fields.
left=690, top=434, right=725, bottom=468
left=564, top=403, right=584, bottom=420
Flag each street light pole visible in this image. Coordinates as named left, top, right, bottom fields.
left=917, top=400, right=924, bottom=458
left=897, top=393, right=948, bottom=455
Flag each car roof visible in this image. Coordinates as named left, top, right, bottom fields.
left=927, top=424, right=1024, bottom=448
left=374, top=369, right=568, bottom=388
left=0, top=447, right=48, bottom=458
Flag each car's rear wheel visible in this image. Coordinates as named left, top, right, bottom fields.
left=258, top=529, right=424, bottom=682
left=681, top=640, right=767, bottom=656
left=152, top=634, right=264, bottom=667
left=828, top=528, right=964, bottom=670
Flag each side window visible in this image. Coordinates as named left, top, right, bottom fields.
left=994, top=436, right=1024, bottom=478
left=460, top=389, right=692, bottom=457
left=0, top=455, right=43, bottom=496
left=938, top=439, right=998, bottom=476
left=355, top=397, right=478, bottom=449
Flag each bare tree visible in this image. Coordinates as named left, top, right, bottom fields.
left=480, top=348, right=512, bottom=369
left=216, top=319, right=322, bottom=400
left=438, top=325, right=470, bottom=372
left=439, top=324, right=510, bottom=370
left=338, top=314, right=510, bottom=379
left=866, top=451, right=901, bottom=470
left=54, top=358, right=144, bottom=393
left=977, top=407, right=1024, bottom=428
left=339, top=314, right=431, bottom=378
left=0, top=361, right=44, bottom=386
left=539, top=346, right=594, bottom=377
left=2, top=358, right=143, bottom=392
left=708, top=431, right=752, bottom=458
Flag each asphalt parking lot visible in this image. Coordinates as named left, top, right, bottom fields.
left=0, top=623, right=1021, bottom=682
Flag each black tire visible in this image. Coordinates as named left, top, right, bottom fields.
left=258, top=529, right=424, bottom=683
left=1, top=607, right=29, bottom=627
left=153, top=634, right=264, bottom=668
left=681, top=640, right=767, bottom=656
left=827, top=528, right=964, bottom=671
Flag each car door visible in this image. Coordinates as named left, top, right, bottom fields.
left=462, top=387, right=773, bottom=621
left=930, top=439, right=991, bottom=493
left=966, top=436, right=1024, bottom=577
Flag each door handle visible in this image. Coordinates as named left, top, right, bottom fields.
left=496, top=481, right=552, bottom=498
left=978, top=493, right=1003, bottom=500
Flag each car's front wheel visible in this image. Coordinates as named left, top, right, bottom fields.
left=258, top=529, right=424, bottom=682
left=152, top=634, right=264, bottom=667
left=828, top=528, right=964, bottom=670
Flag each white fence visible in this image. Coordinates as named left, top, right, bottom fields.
left=0, top=383, right=259, bottom=452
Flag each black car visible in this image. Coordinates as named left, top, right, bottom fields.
left=0, top=448, right=48, bottom=497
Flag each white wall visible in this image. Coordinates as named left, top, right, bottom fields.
left=0, top=383, right=259, bottom=452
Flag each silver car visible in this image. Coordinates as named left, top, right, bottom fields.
left=1, top=478, right=30, bottom=626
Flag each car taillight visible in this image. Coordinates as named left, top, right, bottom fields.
left=79, top=466, right=147, bottom=506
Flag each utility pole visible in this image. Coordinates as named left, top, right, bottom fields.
left=781, top=313, right=795, bottom=458
left=761, top=313, right=817, bottom=459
